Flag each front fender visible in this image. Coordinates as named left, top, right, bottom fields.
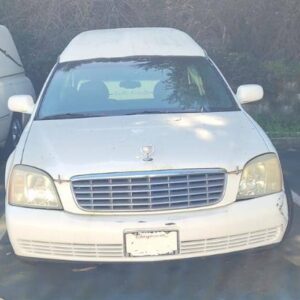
left=5, top=150, right=15, bottom=189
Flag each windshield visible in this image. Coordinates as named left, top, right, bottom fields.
left=37, top=57, right=239, bottom=120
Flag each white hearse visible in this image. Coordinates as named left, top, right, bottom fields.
left=0, top=25, right=35, bottom=153
left=5, top=28, right=292, bottom=262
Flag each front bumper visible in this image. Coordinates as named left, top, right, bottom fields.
left=6, top=192, right=288, bottom=262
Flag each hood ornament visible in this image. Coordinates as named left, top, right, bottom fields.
left=141, top=145, right=154, bottom=162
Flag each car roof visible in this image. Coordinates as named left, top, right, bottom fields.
left=59, top=27, right=206, bottom=63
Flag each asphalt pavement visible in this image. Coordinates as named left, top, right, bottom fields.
left=0, top=144, right=299, bottom=300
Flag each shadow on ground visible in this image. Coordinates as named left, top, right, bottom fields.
left=0, top=238, right=300, bottom=300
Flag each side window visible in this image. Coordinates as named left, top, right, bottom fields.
left=198, top=61, right=233, bottom=108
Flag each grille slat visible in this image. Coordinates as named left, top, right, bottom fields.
left=73, top=184, right=224, bottom=194
left=72, top=177, right=225, bottom=188
left=180, top=227, right=280, bottom=255
left=75, top=190, right=223, bottom=201
left=80, top=199, right=217, bottom=208
left=18, top=240, right=124, bottom=258
left=72, top=169, right=226, bottom=212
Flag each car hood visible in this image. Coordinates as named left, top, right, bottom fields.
left=22, top=112, right=269, bottom=180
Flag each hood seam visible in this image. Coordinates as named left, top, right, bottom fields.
left=242, top=111, right=271, bottom=152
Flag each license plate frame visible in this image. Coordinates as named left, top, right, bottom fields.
left=124, top=230, right=179, bottom=257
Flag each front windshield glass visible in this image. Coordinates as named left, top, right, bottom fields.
left=37, top=57, right=239, bottom=120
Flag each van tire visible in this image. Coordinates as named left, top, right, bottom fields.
left=3, top=113, right=23, bottom=157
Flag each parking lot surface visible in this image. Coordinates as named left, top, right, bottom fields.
left=0, top=144, right=300, bottom=300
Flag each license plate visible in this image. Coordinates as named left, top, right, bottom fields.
left=125, top=230, right=178, bottom=257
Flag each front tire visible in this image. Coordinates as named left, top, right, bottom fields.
left=4, top=114, right=23, bottom=157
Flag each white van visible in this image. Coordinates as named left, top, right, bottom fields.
left=0, top=25, right=35, bottom=153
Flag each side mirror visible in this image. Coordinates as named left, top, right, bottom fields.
left=8, top=95, right=35, bottom=114
left=236, top=85, right=264, bottom=104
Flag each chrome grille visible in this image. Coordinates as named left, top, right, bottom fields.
left=71, top=169, right=226, bottom=212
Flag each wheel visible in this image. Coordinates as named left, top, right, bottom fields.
left=3, top=114, right=23, bottom=157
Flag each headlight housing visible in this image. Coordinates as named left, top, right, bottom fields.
left=237, top=153, right=283, bottom=200
left=8, top=165, right=62, bottom=209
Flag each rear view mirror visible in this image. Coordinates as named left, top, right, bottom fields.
left=237, top=85, right=264, bottom=104
left=8, top=95, right=35, bottom=114
left=120, top=80, right=141, bottom=89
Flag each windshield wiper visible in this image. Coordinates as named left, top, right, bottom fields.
left=38, top=113, right=104, bottom=120
left=123, top=108, right=208, bottom=116
left=39, top=107, right=210, bottom=120
left=123, top=110, right=174, bottom=116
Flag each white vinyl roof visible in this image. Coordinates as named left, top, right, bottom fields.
left=0, top=25, right=24, bottom=78
left=59, top=27, right=206, bottom=63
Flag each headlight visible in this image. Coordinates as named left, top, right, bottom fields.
left=8, top=165, right=62, bottom=209
left=237, top=153, right=283, bottom=200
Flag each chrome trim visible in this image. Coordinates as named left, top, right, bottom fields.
left=71, top=168, right=225, bottom=180
left=71, top=169, right=227, bottom=213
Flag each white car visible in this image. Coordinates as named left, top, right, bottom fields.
left=5, top=28, right=292, bottom=262
left=0, top=25, right=35, bottom=153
